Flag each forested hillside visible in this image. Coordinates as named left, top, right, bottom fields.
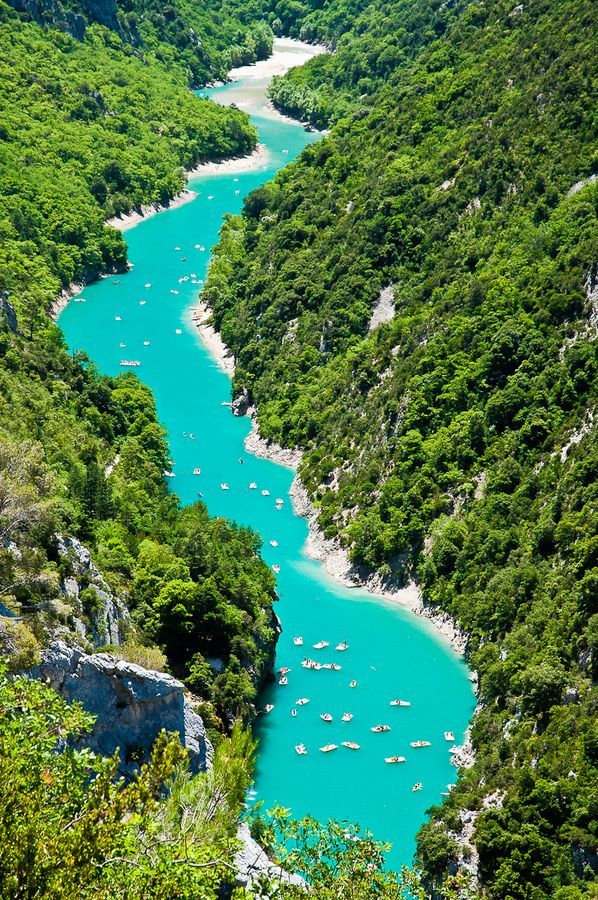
left=0, top=0, right=280, bottom=718
left=202, top=0, right=598, bottom=894
left=0, top=0, right=259, bottom=332
left=6, top=0, right=273, bottom=84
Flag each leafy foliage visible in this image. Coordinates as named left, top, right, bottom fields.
left=0, top=668, right=253, bottom=898
left=0, top=1, right=258, bottom=330
left=6, top=0, right=273, bottom=87
left=202, top=0, right=598, bottom=893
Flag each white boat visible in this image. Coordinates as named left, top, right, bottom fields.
left=341, top=713, right=353, bottom=722
left=170, top=289, right=179, bottom=295
left=193, top=468, right=201, bottom=475
left=249, top=482, right=257, bottom=489
left=115, top=316, right=122, bottom=321
left=295, top=698, right=310, bottom=706
left=444, top=731, right=455, bottom=742
left=189, top=434, right=195, bottom=440
left=272, top=564, right=280, bottom=574
left=220, top=483, right=229, bottom=490
left=119, top=342, right=126, bottom=348
left=291, top=709, right=297, bottom=717
left=279, top=667, right=290, bottom=675
left=390, top=699, right=411, bottom=707
left=262, top=489, right=270, bottom=496
left=276, top=498, right=284, bottom=504
left=410, top=740, right=431, bottom=748
left=342, top=741, right=360, bottom=750
left=385, top=756, right=406, bottom=764
left=279, top=677, right=288, bottom=686
left=329, top=663, right=342, bottom=671
left=175, top=246, right=181, bottom=251
left=301, top=659, right=321, bottom=670
left=293, top=637, right=303, bottom=646
left=270, top=540, right=278, bottom=547
left=412, top=783, right=423, bottom=792
left=336, top=641, right=349, bottom=651
left=313, top=641, right=329, bottom=650
left=371, top=725, right=391, bottom=733
left=349, top=680, right=358, bottom=688
left=320, top=744, right=338, bottom=753
left=139, top=300, right=146, bottom=305
left=208, top=195, right=214, bottom=200
left=163, top=471, right=175, bottom=478
left=262, top=704, right=274, bottom=714
left=175, top=329, right=182, bottom=334
left=120, top=360, right=141, bottom=366
left=320, top=713, right=333, bottom=723
left=144, top=283, right=151, bottom=288
left=143, top=341, right=150, bottom=346
left=295, top=743, right=307, bottom=755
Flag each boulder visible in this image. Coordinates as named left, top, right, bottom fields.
left=232, top=387, right=251, bottom=417
left=33, top=641, right=213, bottom=777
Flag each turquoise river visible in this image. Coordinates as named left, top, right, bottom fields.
left=59, top=40, right=476, bottom=870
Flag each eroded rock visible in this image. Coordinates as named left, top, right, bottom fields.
left=33, top=641, right=213, bottom=776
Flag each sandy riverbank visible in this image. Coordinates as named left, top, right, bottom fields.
left=188, top=143, right=269, bottom=179
left=106, top=188, right=198, bottom=233
left=190, top=302, right=235, bottom=374
left=225, top=37, right=326, bottom=83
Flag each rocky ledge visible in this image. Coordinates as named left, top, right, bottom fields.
left=231, top=824, right=305, bottom=894
left=33, top=641, right=212, bottom=776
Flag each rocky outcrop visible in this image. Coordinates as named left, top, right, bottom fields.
left=7, top=0, right=86, bottom=39
left=33, top=641, right=213, bottom=776
left=0, top=292, right=18, bottom=334
left=232, top=387, right=251, bottom=417
left=230, top=824, right=305, bottom=894
left=54, top=533, right=129, bottom=647
left=368, top=284, right=395, bottom=331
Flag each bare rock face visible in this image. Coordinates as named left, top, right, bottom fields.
left=232, top=387, right=251, bottom=417
left=55, top=533, right=129, bottom=647
left=231, top=824, right=305, bottom=894
left=0, top=292, right=17, bottom=334
left=33, top=641, right=213, bottom=777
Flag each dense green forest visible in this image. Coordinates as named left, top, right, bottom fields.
left=1, top=0, right=596, bottom=890
left=202, top=0, right=598, bottom=895
left=6, top=0, right=273, bottom=85
left=0, top=1, right=258, bottom=327
left=0, top=312, right=278, bottom=721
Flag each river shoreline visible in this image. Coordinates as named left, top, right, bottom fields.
left=194, top=307, right=472, bottom=659
left=50, top=39, right=322, bottom=320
